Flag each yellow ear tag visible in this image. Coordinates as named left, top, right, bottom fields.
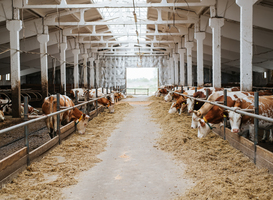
left=223, top=115, right=227, bottom=118
left=196, top=102, right=198, bottom=104
left=107, top=104, right=110, bottom=108
left=183, top=103, right=185, bottom=104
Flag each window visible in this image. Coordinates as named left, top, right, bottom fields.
left=0, top=75, right=2, bottom=81
left=264, top=72, right=267, bottom=79
left=6, top=73, right=10, bottom=81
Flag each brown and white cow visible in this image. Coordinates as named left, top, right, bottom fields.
left=164, top=89, right=184, bottom=102
left=70, top=88, right=87, bottom=101
left=228, top=96, right=273, bottom=142
left=196, top=92, right=272, bottom=138
left=42, top=95, right=90, bottom=138
left=168, top=87, right=204, bottom=114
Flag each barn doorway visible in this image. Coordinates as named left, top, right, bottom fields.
left=126, top=68, right=158, bottom=96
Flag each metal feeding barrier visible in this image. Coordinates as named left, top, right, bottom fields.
left=0, top=87, right=111, bottom=166
left=126, top=88, right=149, bottom=95
left=168, top=86, right=273, bottom=164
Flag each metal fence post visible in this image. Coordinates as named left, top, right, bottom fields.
left=181, top=85, right=183, bottom=93
left=187, top=86, right=189, bottom=90
left=206, top=89, right=209, bottom=99
left=57, top=93, right=61, bottom=144
left=75, top=91, right=78, bottom=105
left=223, top=89, right=227, bottom=140
left=63, top=84, right=66, bottom=95
left=254, top=92, right=259, bottom=164
left=106, top=87, right=108, bottom=94
left=24, top=97, right=30, bottom=166
left=195, top=86, right=197, bottom=93
left=96, top=87, right=98, bottom=116
left=87, top=88, right=90, bottom=114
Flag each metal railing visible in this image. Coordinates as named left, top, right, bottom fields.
left=0, top=87, right=112, bottom=166
left=126, top=88, right=149, bottom=95
left=168, top=85, right=273, bottom=164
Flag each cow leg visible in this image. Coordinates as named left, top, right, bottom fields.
left=269, top=129, right=273, bottom=143
left=261, top=130, right=267, bottom=143
left=49, top=128, right=54, bottom=139
left=248, top=124, right=255, bottom=142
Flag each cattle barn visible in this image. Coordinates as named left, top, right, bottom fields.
left=1, top=0, right=273, bottom=199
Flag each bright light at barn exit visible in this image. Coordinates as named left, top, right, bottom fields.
left=126, top=68, right=158, bottom=95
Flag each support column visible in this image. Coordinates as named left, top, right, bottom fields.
left=209, top=18, right=224, bottom=88
left=37, top=34, right=49, bottom=98
left=194, top=32, right=206, bottom=87
left=72, top=48, right=80, bottom=88
left=89, top=58, right=94, bottom=88
left=82, top=53, right=88, bottom=88
left=174, top=54, right=179, bottom=85
left=236, top=0, right=258, bottom=91
left=60, top=37, right=67, bottom=94
left=169, top=57, right=174, bottom=85
left=185, top=42, right=194, bottom=86
left=95, top=60, right=100, bottom=88
left=6, top=20, right=22, bottom=118
left=178, top=49, right=186, bottom=85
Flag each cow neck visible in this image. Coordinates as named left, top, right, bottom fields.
left=73, top=107, right=83, bottom=118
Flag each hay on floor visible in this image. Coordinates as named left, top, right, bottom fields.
left=148, top=96, right=273, bottom=200
left=0, top=103, right=133, bottom=200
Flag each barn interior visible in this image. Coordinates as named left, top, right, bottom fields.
left=0, top=0, right=273, bottom=117
left=1, top=0, right=273, bottom=198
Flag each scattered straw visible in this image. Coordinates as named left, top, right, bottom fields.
left=148, top=97, right=273, bottom=200
left=126, top=95, right=134, bottom=98
left=0, top=103, right=133, bottom=200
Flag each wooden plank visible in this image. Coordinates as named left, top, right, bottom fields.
left=0, top=147, right=27, bottom=172
left=256, top=145, right=273, bottom=173
left=226, top=134, right=255, bottom=160
left=29, top=136, right=59, bottom=161
left=225, top=127, right=254, bottom=150
left=0, top=156, right=27, bottom=181
left=60, top=126, right=75, bottom=140
left=257, top=145, right=273, bottom=164
left=256, top=154, right=273, bottom=173
left=213, top=127, right=255, bottom=161
left=61, top=121, right=75, bottom=134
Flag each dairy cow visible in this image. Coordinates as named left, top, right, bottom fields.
left=42, top=95, right=90, bottom=138
left=228, top=96, right=273, bottom=142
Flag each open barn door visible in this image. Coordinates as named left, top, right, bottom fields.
left=126, top=68, right=158, bottom=96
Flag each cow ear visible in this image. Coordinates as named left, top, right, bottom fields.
left=199, top=119, right=205, bottom=127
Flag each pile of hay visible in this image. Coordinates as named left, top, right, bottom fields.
left=0, top=103, right=133, bottom=200
left=126, top=95, right=134, bottom=98
left=148, top=97, right=273, bottom=200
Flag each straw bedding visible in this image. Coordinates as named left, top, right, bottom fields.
left=148, top=96, right=273, bottom=200
left=0, top=103, right=133, bottom=200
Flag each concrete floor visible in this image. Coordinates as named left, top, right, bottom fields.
left=63, top=96, right=193, bottom=200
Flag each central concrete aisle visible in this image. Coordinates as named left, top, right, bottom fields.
left=63, top=96, right=193, bottom=200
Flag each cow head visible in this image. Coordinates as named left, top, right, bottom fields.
left=197, top=118, right=211, bottom=138
left=109, top=93, right=115, bottom=104
left=191, top=111, right=200, bottom=129
left=227, top=110, right=242, bottom=133
left=164, top=93, right=172, bottom=102
left=187, top=98, right=195, bottom=113
left=168, top=102, right=177, bottom=114
left=180, top=100, right=188, bottom=113
left=0, top=110, right=5, bottom=122
left=155, top=90, right=161, bottom=97
left=75, top=114, right=90, bottom=134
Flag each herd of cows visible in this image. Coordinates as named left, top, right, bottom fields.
left=155, top=86, right=273, bottom=143
left=0, top=88, right=126, bottom=138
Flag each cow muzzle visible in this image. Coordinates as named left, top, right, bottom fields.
left=232, top=128, right=240, bottom=133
